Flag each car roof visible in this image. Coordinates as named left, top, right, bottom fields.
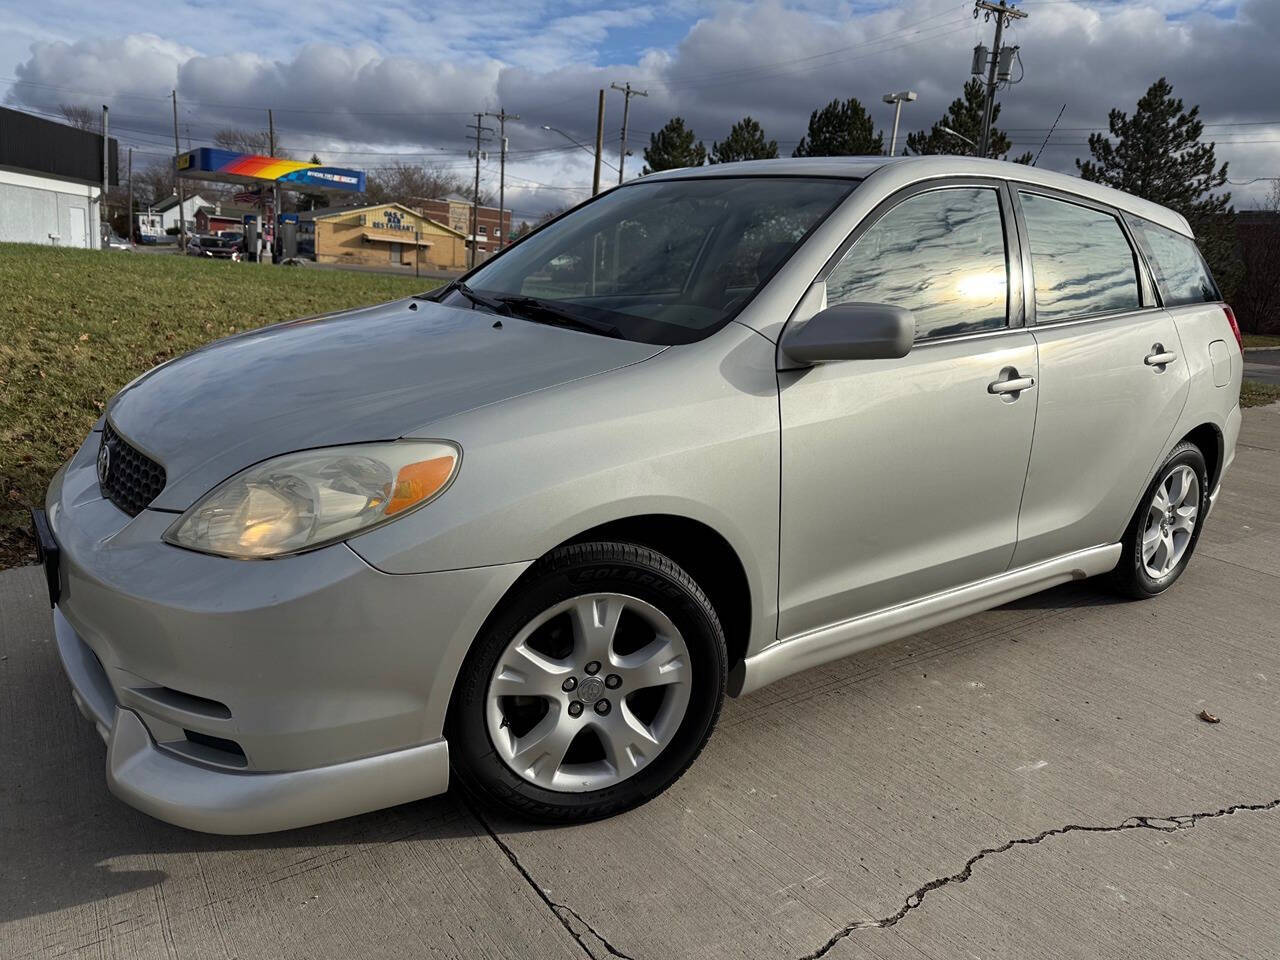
left=638, top=156, right=1192, bottom=237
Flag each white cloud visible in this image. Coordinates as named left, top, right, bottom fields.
left=4, top=0, right=1277, bottom=212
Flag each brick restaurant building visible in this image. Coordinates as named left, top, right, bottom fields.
left=414, top=193, right=512, bottom=261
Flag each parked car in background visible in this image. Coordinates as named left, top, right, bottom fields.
left=187, top=233, right=242, bottom=260
left=36, top=156, right=1241, bottom=835
left=100, top=227, right=132, bottom=251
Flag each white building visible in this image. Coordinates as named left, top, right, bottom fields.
left=0, top=106, right=116, bottom=249
left=145, top=193, right=211, bottom=236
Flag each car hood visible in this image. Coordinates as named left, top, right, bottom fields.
left=108, top=297, right=663, bottom=510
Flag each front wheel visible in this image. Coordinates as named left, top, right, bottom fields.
left=1111, top=441, right=1209, bottom=599
left=448, top=541, right=727, bottom=822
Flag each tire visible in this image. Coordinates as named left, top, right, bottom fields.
left=447, top=541, right=727, bottom=822
left=1110, top=442, right=1209, bottom=600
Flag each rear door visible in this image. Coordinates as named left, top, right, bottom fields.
left=1010, top=188, right=1190, bottom=568
left=778, top=181, right=1038, bottom=637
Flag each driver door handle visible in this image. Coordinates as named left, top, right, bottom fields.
left=988, top=375, right=1036, bottom=395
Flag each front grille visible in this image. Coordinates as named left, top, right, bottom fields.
left=99, top=422, right=166, bottom=516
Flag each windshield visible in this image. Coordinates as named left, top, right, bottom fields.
left=448, top=176, right=855, bottom=344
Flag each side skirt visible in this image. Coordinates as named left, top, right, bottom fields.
left=731, top=543, right=1121, bottom=697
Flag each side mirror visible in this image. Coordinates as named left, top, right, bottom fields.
left=779, top=302, right=915, bottom=365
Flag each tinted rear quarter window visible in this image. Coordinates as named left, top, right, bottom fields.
left=1130, top=219, right=1220, bottom=307
left=1019, top=192, right=1140, bottom=322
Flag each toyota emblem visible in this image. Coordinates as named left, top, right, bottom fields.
left=97, top=440, right=111, bottom=486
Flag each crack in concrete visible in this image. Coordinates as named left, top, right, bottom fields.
left=800, top=798, right=1280, bottom=960
left=474, top=809, right=636, bottom=960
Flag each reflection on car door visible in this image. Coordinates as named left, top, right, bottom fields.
left=777, top=183, right=1038, bottom=639
left=1009, top=189, right=1190, bottom=568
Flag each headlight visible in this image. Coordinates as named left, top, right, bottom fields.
left=164, top=441, right=459, bottom=558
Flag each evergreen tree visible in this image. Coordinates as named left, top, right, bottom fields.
left=641, top=118, right=707, bottom=174
left=792, top=98, right=882, bottom=157
left=1077, top=77, right=1236, bottom=293
left=709, top=116, right=779, bottom=164
left=298, top=154, right=329, bottom=211
left=905, top=78, right=1030, bottom=162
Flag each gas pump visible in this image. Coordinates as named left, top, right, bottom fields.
left=242, top=215, right=260, bottom=263
left=279, top=214, right=298, bottom=260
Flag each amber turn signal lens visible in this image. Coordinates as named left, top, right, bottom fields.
left=386, top=455, right=457, bottom=515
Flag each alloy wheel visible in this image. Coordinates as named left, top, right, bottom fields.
left=1141, top=464, right=1199, bottom=579
left=485, top=593, right=692, bottom=792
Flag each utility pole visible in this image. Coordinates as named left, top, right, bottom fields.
left=466, top=113, right=494, bottom=269
left=172, top=90, right=187, bottom=251
left=485, top=108, right=519, bottom=250
left=127, top=147, right=133, bottom=245
left=593, top=89, right=605, bottom=196
left=610, top=81, right=648, bottom=185
left=882, top=91, right=917, bottom=157
left=268, top=107, right=279, bottom=264
left=973, top=0, right=1027, bottom=158
left=100, top=105, right=109, bottom=248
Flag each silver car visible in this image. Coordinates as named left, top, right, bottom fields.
left=38, top=156, right=1243, bottom=833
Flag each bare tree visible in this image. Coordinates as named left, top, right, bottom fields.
left=213, top=128, right=283, bottom=157
left=134, top=158, right=177, bottom=207
left=58, top=103, right=98, bottom=131
left=364, top=161, right=469, bottom=208
left=1235, top=181, right=1280, bottom=335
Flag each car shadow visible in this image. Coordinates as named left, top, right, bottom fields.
left=997, top=576, right=1129, bottom=610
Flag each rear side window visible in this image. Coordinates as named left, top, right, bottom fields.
left=826, top=187, right=1009, bottom=341
left=1131, top=219, right=1220, bottom=306
left=1019, top=192, right=1140, bottom=322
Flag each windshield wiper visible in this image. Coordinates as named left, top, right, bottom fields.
left=424, top=280, right=511, bottom=315
left=495, top=295, right=623, bottom=339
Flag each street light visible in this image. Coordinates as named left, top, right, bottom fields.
left=541, top=125, right=618, bottom=172
left=938, top=124, right=978, bottom=155
left=882, top=90, right=917, bottom=157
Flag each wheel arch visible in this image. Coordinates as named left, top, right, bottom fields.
left=458, top=512, right=755, bottom=694
left=1177, top=422, right=1223, bottom=491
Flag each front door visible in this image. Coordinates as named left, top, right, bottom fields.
left=1009, top=189, right=1190, bottom=567
left=778, top=183, right=1038, bottom=638
left=389, top=242, right=402, bottom=263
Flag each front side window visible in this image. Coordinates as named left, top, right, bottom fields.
left=825, top=187, right=1009, bottom=341
left=454, top=177, right=855, bottom=344
left=1131, top=218, right=1219, bottom=307
left=1019, top=192, right=1140, bottom=322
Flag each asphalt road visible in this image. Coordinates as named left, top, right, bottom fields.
left=3, top=405, right=1279, bottom=960
left=1244, top=348, right=1280, bottom=386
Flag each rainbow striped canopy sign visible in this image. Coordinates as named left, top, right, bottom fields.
left=175, top=148, right=365, bottom=193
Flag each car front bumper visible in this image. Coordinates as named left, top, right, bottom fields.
left=43, top=429, right=528, bottom=834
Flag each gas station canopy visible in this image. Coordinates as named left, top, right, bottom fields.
left=175, top=148, right=365, bottom=194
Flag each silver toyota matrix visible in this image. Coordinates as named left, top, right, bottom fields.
left=36, top=157, right=1243, bottom=833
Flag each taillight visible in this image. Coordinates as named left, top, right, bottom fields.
left=1223, top=305, right=1243, bottom=353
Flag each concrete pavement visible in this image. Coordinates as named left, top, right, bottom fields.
left=2, top=406, right=1279, bottom=960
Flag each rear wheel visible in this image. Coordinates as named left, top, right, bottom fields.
left=1111, top=442, right=1208, bottom=599
left=448, top=541, right=727, bottom=822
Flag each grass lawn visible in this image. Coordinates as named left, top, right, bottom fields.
left=1243, top=334, right=1280, bottom=349
left=1, top=244, right=437, bottom=567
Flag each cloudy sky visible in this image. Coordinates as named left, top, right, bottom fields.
left=3, top=0, right=1277, bottom=220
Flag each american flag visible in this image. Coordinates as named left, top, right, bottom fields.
left=233, top=190, right=265, bottom=207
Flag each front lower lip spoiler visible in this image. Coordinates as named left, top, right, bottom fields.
left=53, top=607, right=451, bottom=835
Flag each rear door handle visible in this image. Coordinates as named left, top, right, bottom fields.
left=988, top=376, right=1036, bottom=395
left=1145, top=347, right=1177, bottom=367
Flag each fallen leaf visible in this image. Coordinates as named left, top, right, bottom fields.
left=1197, top=709, right=1220, bottom=724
